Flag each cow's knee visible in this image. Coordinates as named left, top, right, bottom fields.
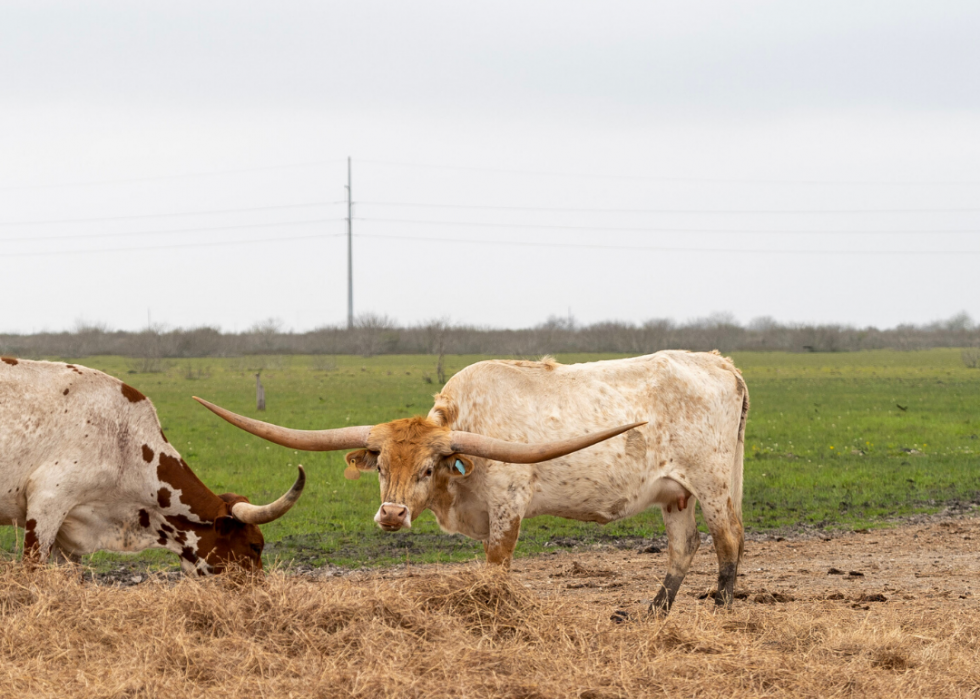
left=484, top=515, right=521, bottom=569
left=21, top=517, right=57, bottom=569
left=652, top=503, right=700, bottom=615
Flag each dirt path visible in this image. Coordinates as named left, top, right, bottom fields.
left=360, top=514, right=980, bottom=618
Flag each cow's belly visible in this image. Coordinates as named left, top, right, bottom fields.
left=57, top=504, right=148, bottom=555
left=0, top=497, right=25, bottom=523
left=526, top=473, right=691, bottom=525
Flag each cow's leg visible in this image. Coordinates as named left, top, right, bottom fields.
left=650, top=498, right=700, bottom=614
left=483, top=515, right=522, bottom=569
left=698, top=491, right=744, bottom=609
left=21, top=511, right=63, bottom=568
left=22, top=483, right=72, bottom=569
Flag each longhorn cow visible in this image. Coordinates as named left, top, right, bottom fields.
left=196, top=351, right=748, bottom=611
left=0, top=357, right=304, bottom=574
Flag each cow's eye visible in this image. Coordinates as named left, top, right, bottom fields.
left=250, top=544, right=263, bottom=554
left=423, top=467, right=433, bottom=478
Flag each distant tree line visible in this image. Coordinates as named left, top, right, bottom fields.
left=1, top=312, right=977, bottom=360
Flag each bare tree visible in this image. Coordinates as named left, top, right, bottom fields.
left=255, top=372, right=266, bottom=410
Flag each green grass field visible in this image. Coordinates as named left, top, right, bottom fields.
left=2, top=350, right=978, bottom=570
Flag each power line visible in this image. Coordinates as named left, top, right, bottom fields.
left=0, top=201, right=346, bottom=227
left=355, top=216, right=980, bottom=236
left=356, top=232, right=980, bottom=256
left=358, top=201, right=980, bottom=215
left=0, top=159, right=345, bottom=192
left=0, top=233, right=345, bottom=258
left=0, top=218, right=346, bottom=244
left=360, top=159, right=980, bottom=186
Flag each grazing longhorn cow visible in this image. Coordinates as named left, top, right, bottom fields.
left=0, top=357, right=304, bottom=574
left=196, top=350, right=748, bottom=611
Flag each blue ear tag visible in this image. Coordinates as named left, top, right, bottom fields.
left=454, top=458, right=466, bottom=475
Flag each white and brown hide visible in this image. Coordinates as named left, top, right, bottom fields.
left=421, top=350, right=747, bottom=610
left=0, top=358, right=299, bottom=574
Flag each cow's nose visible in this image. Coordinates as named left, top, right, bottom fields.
left=374, top=502, right=412, bottom=530
left=380, top=504, right=407, bottom=519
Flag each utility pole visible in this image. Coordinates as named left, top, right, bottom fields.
left=346, top=156, right=353, bottom=330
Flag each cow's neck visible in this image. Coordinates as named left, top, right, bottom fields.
left=428, top=476, right=491, bottom=540
left=427, top=477, right=458, bottom=525
left=155, top=450, right=226, bottom=522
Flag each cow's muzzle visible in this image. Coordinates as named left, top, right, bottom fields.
left=374, top=502, right=412, bottom=531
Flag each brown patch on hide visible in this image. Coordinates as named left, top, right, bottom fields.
left=66, top=364, right=82, bottom=373
left=138, top=509, right=150, bottom=528
left=141, top=444, right=154, bottom=463
left=121, top=383, right=146, bottom=403
left=23, top=518, right=39, bottom=555
left=157, top=488, right=172, bottom=509
left=1, top=357, right=18, bottom=366
left=156, top=452, right=222, bottom=521
left=62, top=388, right=69, bottom=395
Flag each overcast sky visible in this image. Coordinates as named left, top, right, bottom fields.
left=1, top=1, right=978, bottom=333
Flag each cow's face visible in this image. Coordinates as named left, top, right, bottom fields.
left=207, top=515, right=266, bottom=574
left=178, top=494, right=266, bottom=575
left=345, top=418, right=474, bottom=531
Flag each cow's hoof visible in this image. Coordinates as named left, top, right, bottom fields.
left=713, top=595, right=734, bottom=611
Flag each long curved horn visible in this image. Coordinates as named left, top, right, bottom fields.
left=194, top=397, right=373, bottom=451
left=449, top=421, right=647, bottom=464
left=231, top=466, right=306, bottom=525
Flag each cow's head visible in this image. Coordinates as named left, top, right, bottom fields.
left=193, top=398, right=642, bottom=532
left=168, top=466, right=305, bottom=575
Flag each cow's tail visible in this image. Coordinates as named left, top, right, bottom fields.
left=731, top=370, right=749, bottom=524
left=728, top=369, right=749, bottom=567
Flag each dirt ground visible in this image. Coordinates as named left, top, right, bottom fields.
left=334, top=511, right=980, bottom=619
left=91, top=510, right=980, bottom=615
left=515, top=515, right=980, bottom=616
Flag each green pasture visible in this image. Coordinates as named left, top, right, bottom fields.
left=2, top=350, right=978, bottom=570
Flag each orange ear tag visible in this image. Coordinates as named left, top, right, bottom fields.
left=344, top=463, right=361, bottom=480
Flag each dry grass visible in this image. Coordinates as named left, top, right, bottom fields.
left=2, top=562, right=979, bottom=698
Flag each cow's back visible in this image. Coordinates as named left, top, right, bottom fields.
left=433, top=351, right=741, bottom=442
left=0, top=359, right=162, bottom=512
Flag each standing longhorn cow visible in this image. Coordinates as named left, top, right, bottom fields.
left=0, top=358, right=304, bottom=574
left=196, top=351, right=748, bottom=611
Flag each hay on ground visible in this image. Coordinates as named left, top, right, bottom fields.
left=0, top=562, right=978, bottom=698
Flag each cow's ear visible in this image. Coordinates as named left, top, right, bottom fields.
left=344, top=449, right=378, bottom=480
left=446, top=455, right=474, bottom=478
left=214, top=515, right=237, bottom=536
